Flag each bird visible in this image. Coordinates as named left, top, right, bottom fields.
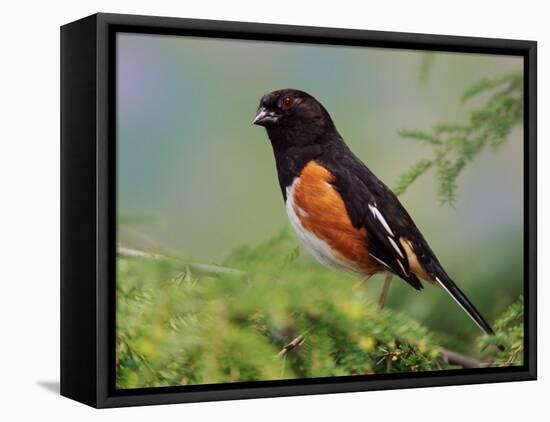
left=253, top=88, right=497, bottom=339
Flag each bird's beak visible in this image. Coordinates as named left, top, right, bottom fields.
left=253, top=107, right=279, bottom=126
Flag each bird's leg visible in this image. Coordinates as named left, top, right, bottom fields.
left=353, top=274, right=373, bottom=289
left=378, top=274, right=393, bottom=308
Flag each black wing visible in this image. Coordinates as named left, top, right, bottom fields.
left=319, top=142, right=495, bottom=336
left=319, top=145, right=432, bottom=289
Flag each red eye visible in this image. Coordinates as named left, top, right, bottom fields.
left=282, top=96, right=294, bottom=109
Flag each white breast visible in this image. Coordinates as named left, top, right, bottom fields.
left=285, top=178, right=361, bottom=273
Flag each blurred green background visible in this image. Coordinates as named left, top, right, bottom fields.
left=116, top=33, right=523, bottom=388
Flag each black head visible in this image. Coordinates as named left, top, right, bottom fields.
left=253, top=89, right=336, bottom=148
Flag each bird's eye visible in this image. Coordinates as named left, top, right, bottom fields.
left=282, top=96, right=294, bottom=109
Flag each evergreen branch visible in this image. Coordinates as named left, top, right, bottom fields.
left=116, top=231, right=522, bottom=387
left=398, top=129, right=443, bottom=145
left=393, top=159, right=433, bottom=197
left=461, top=71, right=522, bottom=104
left=478, top=296, right=524, bottom=367
left=394, top=70, right=523, bottom=205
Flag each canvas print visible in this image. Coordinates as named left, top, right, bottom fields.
left=115, top=33, right=524, bottom=389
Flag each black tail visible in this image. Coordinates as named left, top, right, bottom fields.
left=434, top=274, right=494, bottom=336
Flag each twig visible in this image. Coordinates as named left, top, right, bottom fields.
left=117, top=246, right=246, bottom=278
left=277, top=331, right=310, bottom=358
left=118, top=247, right=164, bottom=260
left=438, top=347, right=491, bottom=368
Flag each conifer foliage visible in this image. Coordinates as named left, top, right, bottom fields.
left=116, top=230, right=446, bottom=388
left=394, top=71, right=523, bottom=204
left=116, top=228, right=523, bottom=388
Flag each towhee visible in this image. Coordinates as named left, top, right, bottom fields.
left=253, top=88, right=496, bottom=337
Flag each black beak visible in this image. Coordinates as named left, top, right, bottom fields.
left=253, top=107, right=280, bottom=126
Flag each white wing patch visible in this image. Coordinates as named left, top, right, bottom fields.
left=396, top=259, right=407, bottom=275
left=285, top=178, right=361, bottom=274
left=370, top=253, right=391, bottom=270
left=388, top=236, right=404, bottom=258
left=368, top=204, right=394, bottom=236
left=368, top=203, right=412, bottom=277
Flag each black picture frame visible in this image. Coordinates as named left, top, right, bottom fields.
left=60, top=12, right=537, bottom=408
